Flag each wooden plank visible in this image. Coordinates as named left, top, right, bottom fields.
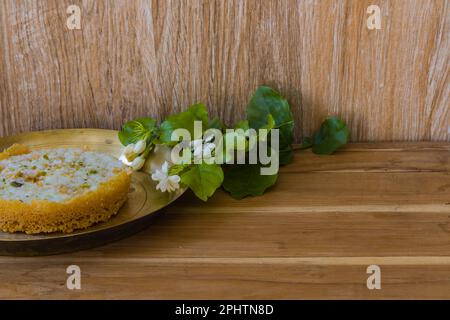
left=49, top=209, right=449, bottom=258
left=172, top=172, right=450, bottom=211
left=287, top=143, right=449, bottom=173
left=1, top=258, right=450, bottom=299
left=0, top=0, right=449, bottom=141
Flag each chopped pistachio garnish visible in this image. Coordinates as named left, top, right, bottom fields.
left=10, top=181, right=23, bottom=187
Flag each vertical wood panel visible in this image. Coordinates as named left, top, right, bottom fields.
left=0, top=0, right=448, bottom=141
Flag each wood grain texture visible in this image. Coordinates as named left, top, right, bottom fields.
left=1, top=260, right=450, bottom=299
left=0, top=143, right=449, bottom=299
left=0, top=0, right=449, bottom=141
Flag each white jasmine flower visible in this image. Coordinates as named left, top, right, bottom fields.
left=130, top=156, right=146, bottom=171
left=190, top=139, right=203, bottom=158
left=123, top=143, right=135, bottom=159
left=133, top=139, right=146, bottom=154
left=190, top=137, right=216, bottom=161
left=151, top=161, right=180, bottom=192
left=202, top=141, right=216, bottom=159
left=120, top=140, right=148, bottom=169
left=119, top=153, right=132, bottom=166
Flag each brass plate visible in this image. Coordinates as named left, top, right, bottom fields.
left=0, top=129, right=186, bottom=256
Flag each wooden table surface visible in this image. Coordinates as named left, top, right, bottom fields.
left=0, top=142, right=449, bottom=299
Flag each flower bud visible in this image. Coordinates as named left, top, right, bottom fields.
left=130, top=156, right=146, bottom=171
left=133, top=139, right=146, bottom=154
left=122, top=143, right=136, bottom=162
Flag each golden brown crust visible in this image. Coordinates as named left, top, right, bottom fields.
left=0, top=143, right=30, bottom=160
left=0, top=170, right=131, bottom=234
left=0, top=145, right=131, bottom=234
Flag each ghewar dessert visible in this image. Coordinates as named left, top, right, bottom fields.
left=0, top=144, right=131, bottom=234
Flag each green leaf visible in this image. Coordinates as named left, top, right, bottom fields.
left=234, top=120, right=249, bottom=130
left=312, top=117, right=349, bottom=155
left=246, top=86, right=294, bottom=165
left=233, top=120, right=255, bottom=152
left=168, top=164, right=189, bottom=176
left=262, top=114, right=275, bottom=130
left=299, top=136, right=313, bottom=150
left=180, top=163, right=224, bottom=201
left=208, top=117, right=224, bottom=130
left=223, top=164, right=278, bottom=199
left=259, top=114, right=276, bottom=141
left=118, top=118, right=157, bottom=146
left=160, top=103, right=209, bottom=143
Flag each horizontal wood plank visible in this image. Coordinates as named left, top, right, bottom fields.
left=55, top=209, right=449, bottom=259
left=288, top=143, right=449, bottom=173
left=1, top=258, right=450, bottom=299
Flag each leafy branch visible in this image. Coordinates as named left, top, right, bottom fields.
left=118, top=86, right=350, bottom=201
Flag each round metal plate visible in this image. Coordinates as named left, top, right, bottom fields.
left=0, top=129, right=186, bottom=256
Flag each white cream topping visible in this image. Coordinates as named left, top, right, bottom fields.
left=0, top=148, right=125, bottom=203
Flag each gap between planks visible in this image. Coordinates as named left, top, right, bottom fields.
left=2, top=256, right=450, bottom=266
left=292, top=142, right=449, bottom=152
left=167, top=204, right=450, bottom=214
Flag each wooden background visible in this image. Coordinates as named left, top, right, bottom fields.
left=0, top=0, right=448, bottom=141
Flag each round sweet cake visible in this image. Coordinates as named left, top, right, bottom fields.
left=0, top=144, right=131, bottom=234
